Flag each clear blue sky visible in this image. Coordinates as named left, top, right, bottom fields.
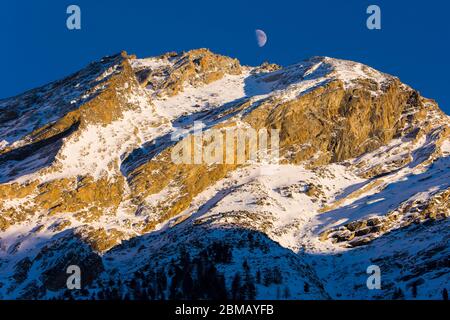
left=1, top=0, right=449, bottom=114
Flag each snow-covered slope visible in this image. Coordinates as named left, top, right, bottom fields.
left=0, top=49, right=448, bottom=300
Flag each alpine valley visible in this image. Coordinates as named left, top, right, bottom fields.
left=0, top=49, right=448, bottom=300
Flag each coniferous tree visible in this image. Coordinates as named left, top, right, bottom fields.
left=443, top=288, right=448, bottom=301
left=231, top=273, right=242, bottom=300
left=97, top=290, right=105, bottom=300
left=179, top=247, right=191, bottom=269
left=63, top=290, right=74, bottom=300
left=110, top=287, right=120, bottom=300
left=304, top=282, right=310, bottom=293
left=263, top=268, right=272, bottom=286
left=147, top=287, right=155, bottom=300
left=272, top=267, right=283, bottom=285
left=243, top=260, right=250, bottom=273
left=393, top=288, right=404, bottom=300
left=256, top=270, right=261, bottom=284
left=412, top=283, right=418, bottom=298
left=156, top=269, right=167, bottom=300
left=215, top=274, right=228, bottom=300
left=243, top=273, right=257, bottom=300
left=206, top=265, right=224, bottom=299
left=169, top=278, right=179, bottom=300
left=182, top=269, right=194, bottom=299
left=80, top=288, right=89, bottom=297
left=283, top=287, right=290, bottom=299
left=208, top=242, right=232, bottom=264
left=129, top=278, right=137, bottom=297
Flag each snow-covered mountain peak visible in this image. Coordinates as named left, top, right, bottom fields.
left=250, top=55, right=395, bottom=97
left=0, top=49, right=448, bottom=300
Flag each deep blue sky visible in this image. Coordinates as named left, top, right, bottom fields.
left=1, top=0, right=449, bottom=114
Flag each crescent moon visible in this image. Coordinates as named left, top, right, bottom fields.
left=255, top=29, right=267, bottom=47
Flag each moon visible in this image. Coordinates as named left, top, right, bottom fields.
left=255, top=29, right=267, bottom=47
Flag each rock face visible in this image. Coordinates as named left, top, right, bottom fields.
left=0, top=49, right=449, bottom=300
left=133, top=49, right=242, bottom=96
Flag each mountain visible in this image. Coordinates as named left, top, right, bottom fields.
left=0, top=49, right=448, bottom=300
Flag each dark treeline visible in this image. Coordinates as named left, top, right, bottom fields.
left=59, top=241, right=296, bottom=300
